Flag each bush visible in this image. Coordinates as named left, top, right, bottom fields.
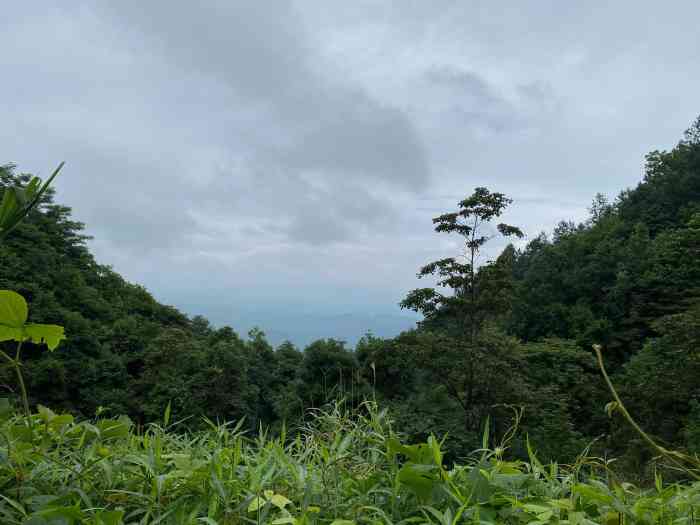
left=1, top=401, right=699, bottom=524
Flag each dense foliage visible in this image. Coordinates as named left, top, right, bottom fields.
left=1, top=402, right=699, bottom=524
left=1, top=115, right=699, bottom=515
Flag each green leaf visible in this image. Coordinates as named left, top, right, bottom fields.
left=0, top=162, right=63, bottom=241
left=24, top=177, right=41, bottom=199
left=164, top=401, right=172, bottom=426
left=95, top=509, right=125, bottom=525
left=574, top=483, right=614, bottom=504
left=38, top=404, right=56, bottom=423
left=0, top=494, right=27, bottom=516
left=0, top=189, right=19, bottom=228
left=397, top=463, right=439, bottom=501
left=387, top=437, right=434, bottom=464
left=0, top=291, right=65, bottom=349
left=96, top=417, right=131, bottom=440
left=0, top=290, right=28, bottom=328
left=428, top=434, right=443, bottom=466
left=270, top=493, right=292, bottom=510
left=31, top=503, right=84, bottom=522
left=26, top=163, right=64, bottom=216
left=481, top=415, right=490, bottom=450
left=248, top=496, right=267, bottom=513
left=272, top=518, right=296, bottom=525
left=50, top=414, right=74, bottom=430
left=23, top=323, right=65, bottom=350
left=0, top=325, right=24, bottom=344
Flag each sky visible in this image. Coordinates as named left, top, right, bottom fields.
left=2, top=1, right=700, bottom=346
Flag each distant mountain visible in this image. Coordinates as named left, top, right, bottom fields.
left=217, top=310, right=420, bottom=348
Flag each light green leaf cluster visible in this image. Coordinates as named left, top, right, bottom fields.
left=0, top=290, right=65, bottom=350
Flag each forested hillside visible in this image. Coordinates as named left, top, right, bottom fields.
left=1, top=117, right=699, bottom=482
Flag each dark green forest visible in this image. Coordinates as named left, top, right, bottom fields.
left=2, top=116, right=699, bottom=484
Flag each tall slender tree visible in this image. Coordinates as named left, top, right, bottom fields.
left=400, top=187, right=523, bottom=431
left=401, top=187, right=523, bottom=340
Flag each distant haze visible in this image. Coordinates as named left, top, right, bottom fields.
left=220, top=310, right=418, bottom=348
left=2, top=2, right=699, bottom=346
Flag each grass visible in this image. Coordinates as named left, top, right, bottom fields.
left=0, top=401, right=699, bottom=524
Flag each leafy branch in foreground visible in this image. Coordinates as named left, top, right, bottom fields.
left=0, top=161, right=64, bottom=241
left=0, top=290, right=65, bottom=426
left=0, top=164, right=66, bottom=428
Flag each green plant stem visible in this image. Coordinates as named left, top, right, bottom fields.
left=0, top=341, right=32, bottom=432
left=594, top=345, right=699, bottom=480
left=13, top=341, right=31, bottom=431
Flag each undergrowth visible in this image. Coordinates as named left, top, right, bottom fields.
left=0, top=400, right=699, bottom=524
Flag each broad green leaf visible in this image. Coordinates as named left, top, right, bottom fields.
left=0, top=290, right=28, bottom=327
left=574, top=484, right=614, bottom=504
left=248, top=496, right=267, bottom=513
left=50, top=414, right=74, bottom=430
left=270, top=493, right=292, bottom=509
left=0, top=324, right=24, bottom=344
left=466, top=459, right=496, bottom=504
left=387, top=437, right=434, bottom=464
left=32, top=503, right=84, bottom=521
left=24, top=323, right=65, bottom=350
left=272, top=518, right=296, bottom=525
left=95, top=509, right=125, bottom=525
left=523, top=503, right=554, bottom=521
left=523, top=504, right=551, bottom=514
left=428, top=434, right=442, bottom=466
left=397, top=463, right=439, bottom=501
left=96, top=417, right=132, bottom=440
left=38, top=404, right=56, bottom=423
left=330, top=521, right=355, bottom=525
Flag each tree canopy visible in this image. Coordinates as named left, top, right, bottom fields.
left=1, top=116, right=699, bottom=476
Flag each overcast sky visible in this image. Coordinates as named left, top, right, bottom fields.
left=3, top=2, right=699, bottom=346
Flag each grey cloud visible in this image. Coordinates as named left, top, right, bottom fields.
left=284, top=180, right=395, bottom=245
left=3, top=0, right=700, bottom=345
left=424, top=66, right=525, bottom=134
left=282, top=92, right=427, bottom=188
left=3, top=1, right=429, bottom=255
left=96, top=1, right=429, bottom=190
left=97, top=1, right=311, bottom=99
left=425, top=68, right=500, bottom=104
left=187, top=167, right=396, bottom=246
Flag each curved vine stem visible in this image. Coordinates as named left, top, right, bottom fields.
left=594, top=344, right=699, bottom=480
